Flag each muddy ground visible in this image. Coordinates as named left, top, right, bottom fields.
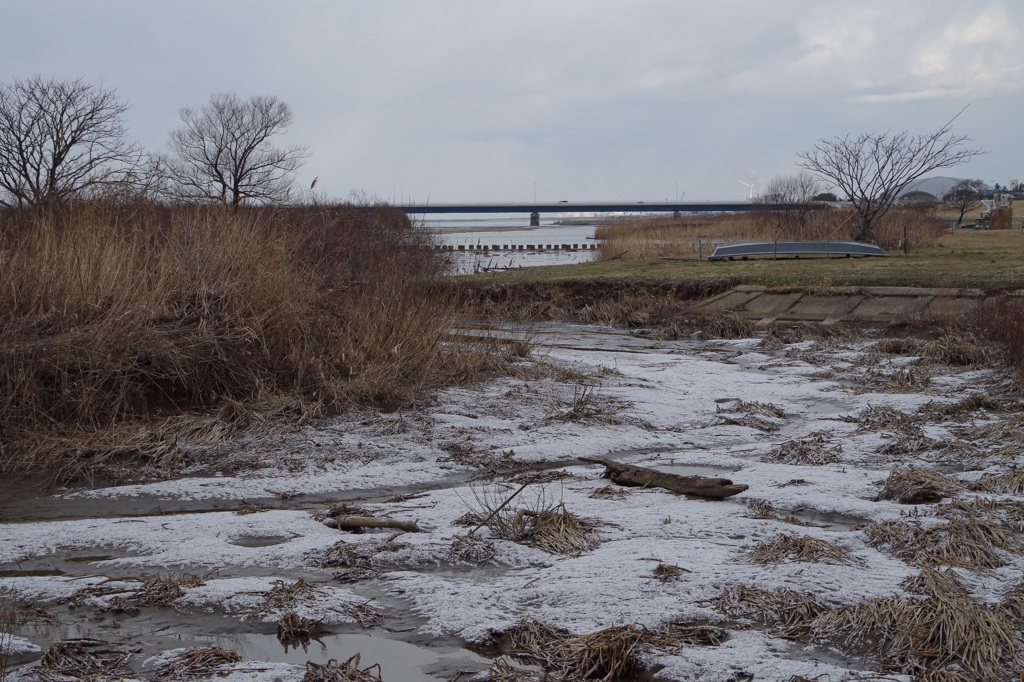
left=2, top=322, right=1023, bottom=681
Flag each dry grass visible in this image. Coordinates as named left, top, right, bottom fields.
left=917, top=393, right=1018, bottom=420
left=720, top=570, right=1024, bottom=680
left=746, top=533, right=862, bottom=566
left=504, top=619, right=726, bottom=681
left=37, top=639, right=133, bottom=681
left=976, top=294, right=1024, bottom=383
left=462, top=484, right=605, bottom=556
left=714, top=585, right=825, bottom=627
left=801, top=569, right=1022, bottom=681
left=956, top=414, right=1024, bottom=445
left=864, top=518, right=1021, bottom=570
left=593, top=206, right=946, bottom=261
left=766, top=432, right=842, bottom=465
left=152, top=646, right=242, bottom=680
left=246, top=578, right=379, bottom=627
left=845, top=404, right=923, bottom=435
left=937, top=498, right=1024, bottom=533
left=546, top=383, right=613, bottom=422
left=652, top=563, right=686, bottom=582
left=0, top=201, right=521, bottom=482
left=303, top=655, right=383, bottom=682
left=64, top=574, right=205, bottom=615
left=874, top=469, right=962, bottom=505
left=457, top=279, right=744, bottom=338
left=520, top=504, right=605, bottom=556
left=972, top=469, right=1024, bottom=495
left=277, top=612, right=323, bottom=651
left=715, top=399, right=785, bottom=432
left=744, top=500, right=808, bottom=526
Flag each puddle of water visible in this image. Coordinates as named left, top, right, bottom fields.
left=11, top=603, right=493, bottom=681
left=658, top=463, right=737, bottom=478
left=788, top=508, right=867, bottom=531
left=0, top=568, right=64, bottom=577
left=228, top=535, right=291, bottom=548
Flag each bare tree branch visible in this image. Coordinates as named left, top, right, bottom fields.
left=0, top=76, right=143, bottom=208
left=943, top=178, right=987, bottom=226
left=797, top=121, right=986, bottom=241
left=165, top=93, right=309, bottom=209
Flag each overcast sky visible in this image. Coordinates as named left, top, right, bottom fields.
left=3, top=1, right=1021, bottom=203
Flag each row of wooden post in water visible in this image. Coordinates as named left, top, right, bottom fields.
left=434, top=243, right=600, bottom=253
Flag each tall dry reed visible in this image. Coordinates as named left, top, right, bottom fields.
left=0, top=202, right=506, bottom=479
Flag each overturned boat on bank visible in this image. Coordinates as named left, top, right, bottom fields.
left=709, top=240, right=887, bottom=260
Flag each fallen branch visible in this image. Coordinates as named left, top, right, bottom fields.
left=323, top=516, right=421, bottom=532
left=580, top=458, right=748, bottom=498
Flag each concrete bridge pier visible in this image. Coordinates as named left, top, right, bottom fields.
left=530, top=212, right=540, bottom=226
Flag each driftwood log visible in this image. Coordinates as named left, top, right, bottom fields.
left=580, top=457, right=748, bottom=498
left=323, top=516, right=421, bottom=532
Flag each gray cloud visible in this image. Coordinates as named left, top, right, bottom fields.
left=3, top=0, right=1020, bottom=201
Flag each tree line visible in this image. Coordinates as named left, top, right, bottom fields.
left=0, top=75, right=989, bottom=242
left=0, top=76, right=308, bottom=211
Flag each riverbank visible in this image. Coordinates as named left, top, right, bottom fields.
left=469, top=228, right=1024, bottom=291
left=3, top=321, right=1023, bottom=680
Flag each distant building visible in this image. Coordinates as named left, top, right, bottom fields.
left=896, top=176, right=971, bottom=204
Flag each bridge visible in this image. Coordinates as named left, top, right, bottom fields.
left=398, top=201, right=762, bottom=225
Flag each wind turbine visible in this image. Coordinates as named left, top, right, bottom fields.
left=738, top=180, right=756, bottom=200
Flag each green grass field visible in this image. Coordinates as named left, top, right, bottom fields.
left=471, top=229, right=1024, bottom=291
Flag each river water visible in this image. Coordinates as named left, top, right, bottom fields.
left=422, top=216, right=601, bottom=273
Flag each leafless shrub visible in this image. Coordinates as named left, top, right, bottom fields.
left=875, top=469, right=962, bottom=505
left=746, top=534, right=862, bottom=566
left=547, top=383, right=613, bottom=422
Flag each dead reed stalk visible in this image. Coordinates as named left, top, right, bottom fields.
left=1, top=202, right=520, bottom=481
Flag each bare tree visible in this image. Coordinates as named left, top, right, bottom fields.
left=0, top=76, right=143, bottom=208
left=166, top=93, right=309, bottom=209
left=797, top=120, right=986, bottom=241
left=760, top=171, right=820, bottom=204
left=943, top=178, right=986, bottom=226
left=753, top=171, right=831, bottom=240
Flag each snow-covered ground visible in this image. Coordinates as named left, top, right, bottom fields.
left=1, top=323, right=1021, bottom=681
